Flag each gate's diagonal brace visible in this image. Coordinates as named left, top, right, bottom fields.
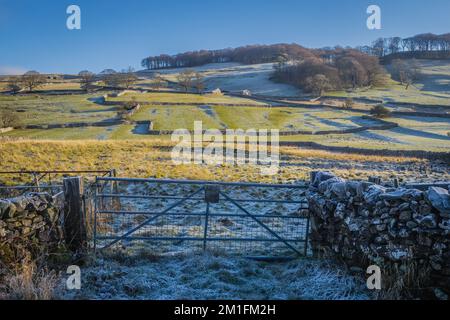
left=219, top=191, right=302, bottom=256
left=100, top=187, right=205, bottom=250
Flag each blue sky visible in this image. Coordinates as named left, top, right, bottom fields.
left=1, top=0, right=450, bottom=74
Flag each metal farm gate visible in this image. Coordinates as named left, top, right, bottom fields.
left=94, top=177, right=310, bottom=258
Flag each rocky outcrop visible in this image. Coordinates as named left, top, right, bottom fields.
left=308, top=172, right=450, bottom=299
left=0, top=193, right=64, bottom=265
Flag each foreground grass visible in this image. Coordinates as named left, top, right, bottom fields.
left=1, top=139, right=447, bottom=186
left=64, top=252, right=370, bottom=300
left=0, top=259, right=61, bottom=300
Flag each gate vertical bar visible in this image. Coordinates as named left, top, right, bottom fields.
left=110, top=170, right=114, bottom=209
left=48, top=173, right=54, bottom=196
left=93, top=176, right=99, bottom=252
left=304, top=215, right=310, bottom=256
left=111, top=169, right=121, bottom=210
left=203, top=202, right=210, bottom=251
left=33, top=172, right=41, bottom=193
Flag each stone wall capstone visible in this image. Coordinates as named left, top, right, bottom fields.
left=308, top=171, right=450, bottom=298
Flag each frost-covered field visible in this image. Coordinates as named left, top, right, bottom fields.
left=202, top=63, right=302, bottom=97
left=65, top=252, right=370, bottom=300
left=155, top=63, right=302, bottom=97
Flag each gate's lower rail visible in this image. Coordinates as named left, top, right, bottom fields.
left=94, top=177, right=310, bottom=257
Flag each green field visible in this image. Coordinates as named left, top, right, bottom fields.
left=129, top=104, right=368, bottom=131
left=0, top=80, right=83, bottom=93
left=1, top=79, right=450, bottom=152
left=107, top=92, right=266, bottom=105
left=0, top=93, right=119, bottom=125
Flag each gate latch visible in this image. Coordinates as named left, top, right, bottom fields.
left=205, top=185, right=220, bottom=203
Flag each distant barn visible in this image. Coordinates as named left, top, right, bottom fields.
left=212, top=88, right=222, bottom=95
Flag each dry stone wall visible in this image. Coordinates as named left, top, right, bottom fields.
left=308, top=171, right=450, bottom=298
left=0, top=193, right=64, bottom=265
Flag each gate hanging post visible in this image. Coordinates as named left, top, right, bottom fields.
left=204, top=185, right=220, bottom=251
left=63, top=176, right=87, bottom=252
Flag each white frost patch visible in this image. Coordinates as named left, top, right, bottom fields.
left=142, top=62, right=302, bottom=97
left=202, top=63, right=302, bottom=97
left=64, top=252, right=370, bottom=300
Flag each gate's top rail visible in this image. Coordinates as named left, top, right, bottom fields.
left=0, top=170, right=116, bottom=196
left=96, top=177, right=309, bottom=189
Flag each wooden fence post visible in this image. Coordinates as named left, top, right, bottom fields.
left=63, top=177, right=87, bottom=251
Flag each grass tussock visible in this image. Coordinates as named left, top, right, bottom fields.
left=375, top=261, right=433, bottom=300
left=0, top=255, right=61, bottom=300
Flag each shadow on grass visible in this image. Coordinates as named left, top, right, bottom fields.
left=391, top=127, right=450, bottom=141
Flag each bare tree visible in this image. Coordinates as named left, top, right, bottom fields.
left=100, top=69, right=117, bottom=88
left=153, top=73, right=167, bottom=89
left=371, top=38, right=386, bottom=57
left=406, top=59, right=422, bottom=89
left=335, top=57, right=368, bottom=88
left=305, top=74, right=332, bottom=96
left=103, top=73, right=120, bottom=88
left=120, top=67, right=139, bottom=89
left=6, top=77, right=22, bottom=94
left=21, top=71, right=46, bottom=92
left=78, top=70, right=96, bottom=92
left=103, top=68, right=138, bottom=89
left=392, top=59, right=405, bottom=83
left=176, top=69, right=196, bottom=92
left=193, top=72, right=205, bottom=93
left=392, top=59, right=421, bottom=89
